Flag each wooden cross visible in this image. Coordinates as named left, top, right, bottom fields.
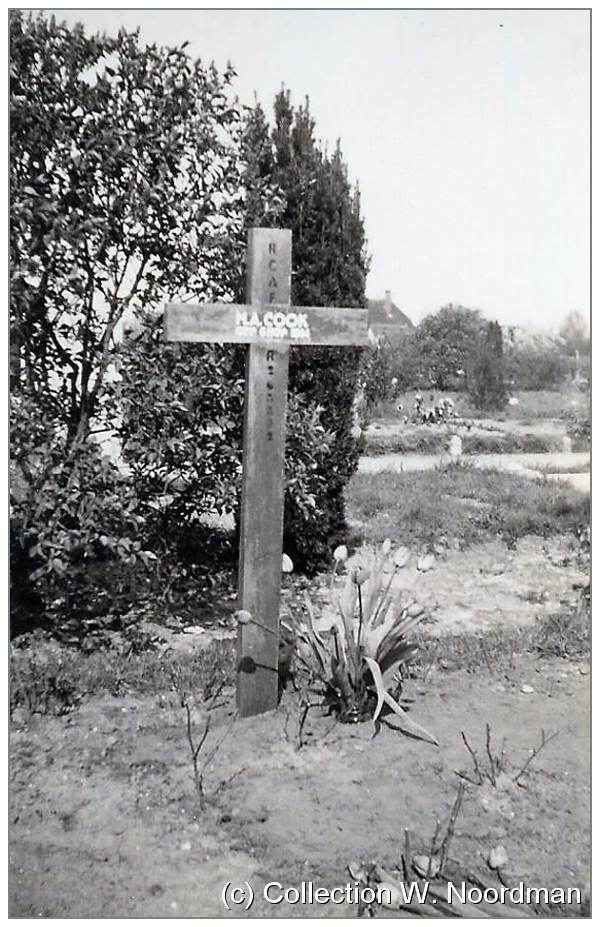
left=165, top=228, right=369, bottom=718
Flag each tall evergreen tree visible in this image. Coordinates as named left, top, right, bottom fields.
left=242, top=90, right=370, bottom=565
left=470, top=320, right=507, bottom=411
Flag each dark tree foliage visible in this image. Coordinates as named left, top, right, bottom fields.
left=11, top=11, right=246, bottom=444
left=409, top=304, right=485, bottom=391
left=242, top=91, right=370, bottom=568
left=470, top=320, right=507, bottom=411
left=10, top=11, right=248, bottom=627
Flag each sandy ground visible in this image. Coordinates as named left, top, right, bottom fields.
left=9, top=532, right=590, bottom=917
left=11, top=410, right=589, bottom=917
left=305, top=536, right=588, bottom=639
left=9, top=651, right=589, bottom=918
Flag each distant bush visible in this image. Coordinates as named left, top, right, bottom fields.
left=504, top=340, right=570, bottom=391
left=360, top=335, right=417, bottom=409
left=408, top=305, right=484, bottom=391
left=566, top=412, right=591, bottom=448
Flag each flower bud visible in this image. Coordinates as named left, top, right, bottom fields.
left=393, top=546, right=411, bottom=569
left=417, top=554, right=435, bottom=573
left=333, top=544, right=348, bottom=563
left=407, top=601, right=425, bottom=618
left=381, top=538, right=392, bottom=556
left=351, top=566, right=369, bottom=587
left=234, top=609, right=252, bottom=625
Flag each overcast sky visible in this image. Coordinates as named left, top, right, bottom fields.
left=49, top=9, right=589, bottom=330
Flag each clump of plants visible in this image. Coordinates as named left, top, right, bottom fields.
left=284, top=541, right=438, bottom=744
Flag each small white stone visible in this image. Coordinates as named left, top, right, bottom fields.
left=180, top=841, right=192, bottom=852
left=488, top=845, right=508, bottom=870
left=413, top=855, right=440, bottom=878
left=520, top=684, right=535, bottom=694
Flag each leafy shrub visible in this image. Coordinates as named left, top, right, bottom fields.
left=461, top=431, right=557, bottom=455
left=115, top=322, right=245, bottom=557
left=10, top=11, right=247, bottom=445
left=11, top=636, right=82, bottom=715
left=10, top=390, right=153, bottom=635
left=286, top=541, right=437, bottom=742
left=116, top=322, right=337, bottom=572
left=282, top=396, right=336, bottom=570
left=408, top=305, right=484, bottom=390
left=10, top=11, right=251, bottom=631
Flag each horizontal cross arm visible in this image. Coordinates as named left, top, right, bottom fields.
left=164, top=302, right=370, bottom=346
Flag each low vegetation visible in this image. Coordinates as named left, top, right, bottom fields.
left=286, top=542, right=436, bottom=741
left=346, top=464, right=589, bottom=550
left=415, top=600, right=590, bottom=676
left=365, top=429, right=564, bottom=457
left=10, top=634, right=236, bottom=718
left=370, top=387, right=587, bottom=427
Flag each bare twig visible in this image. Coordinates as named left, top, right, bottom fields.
left=402, top=828, right=411, bottom=881
left=213, top=765, right=248, bottom=798
left=438, top=781, right=466, bottom=874
left=513, top=729, right=559, bottom=785
left=297, top=700, right=311, bottom=749
left=460, top=731, right=484, bottom=785
left=421, top=645, right=438, bottom=683
left=183, top=701, right=211, bottom=809
left=485, top=723, right=497, bottom=786
left=180, top=691, right=238, bottom=809
left=426, top=818, right=441, bottom=876
left=284, top=698, right=320, bottom=751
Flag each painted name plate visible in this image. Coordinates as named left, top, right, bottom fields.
left=165, top=302, right=369, bottom=347
left=236, top=308, right=311, bottom=340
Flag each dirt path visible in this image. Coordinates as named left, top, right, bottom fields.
left=10, top=654, right=589, bottom=917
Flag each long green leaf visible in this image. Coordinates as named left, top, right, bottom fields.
left=364, top=656, right=386, bottom=723
left=364, top=657, right=438, bottom=745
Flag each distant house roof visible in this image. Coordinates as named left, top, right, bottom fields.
left=368, top=291, right=414, bottom=331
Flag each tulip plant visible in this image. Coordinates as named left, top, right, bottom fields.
left=283, top=540, right=438, bottom=744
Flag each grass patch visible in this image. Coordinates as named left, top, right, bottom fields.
left=346, top=463, right=589, bottom=549
left=365, top=429, right=560, bottom=456
left=365, top=430, right=453, bottom=456
left=462, top=431, right=559, bottom=454
left=536, top=459, right=591, bottom=475
left=415, top=601, right=590, bottom=676
left=10, top=633, right=237, bottom=717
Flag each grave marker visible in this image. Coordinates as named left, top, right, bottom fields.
left=165, top=228, right=369, bottom=717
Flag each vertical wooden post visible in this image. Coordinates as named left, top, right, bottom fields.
left=236, top=229, right=292, bottom=717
